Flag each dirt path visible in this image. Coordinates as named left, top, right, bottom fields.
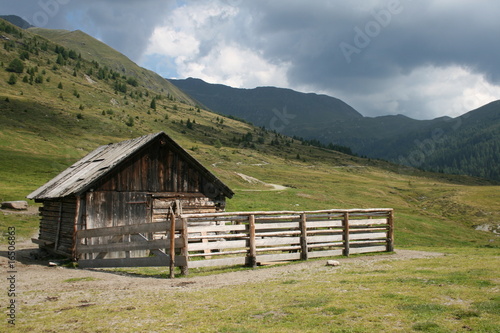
left=235, top=172, right=288, bottom=191
left=2, top=236, right=444, bottom=308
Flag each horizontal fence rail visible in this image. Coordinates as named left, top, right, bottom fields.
left=76, top=208, right=394, bottom=277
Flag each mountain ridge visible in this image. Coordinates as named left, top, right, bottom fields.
left=170, top=78, right=500, bottom=181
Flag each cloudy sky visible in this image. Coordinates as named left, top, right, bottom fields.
left=2, top=0, right=500, bottom=119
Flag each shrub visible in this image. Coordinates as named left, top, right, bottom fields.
left=6, top=58, right=24, bottom=73
left=7, top=74, right=17, bottom=85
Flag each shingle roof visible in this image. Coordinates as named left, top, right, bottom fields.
left=27, top=132, right=234, bottom=200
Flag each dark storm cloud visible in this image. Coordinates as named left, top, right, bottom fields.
left=0, top=0, right=172, bottom=62
left=241, top=0, right=500, bottom=91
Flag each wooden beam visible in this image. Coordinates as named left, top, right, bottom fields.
left=76, top=220, right=182, bottom=239
left=246, top=214, right=256, bottom=268
left=180, top=217, right=189, bottom=276
left=54, top=201, right=63, bottom=251
left=299, top=213, right=308, bottom=261
left=169, top=213, right=176, bottom=278
left=386, top=210, right=394, bottom=252
left=342, top=212, right=350, bottom=257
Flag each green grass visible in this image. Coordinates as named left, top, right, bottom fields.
left=14, top=248, right=499, bottom=332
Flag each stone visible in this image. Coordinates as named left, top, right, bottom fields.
left=1, top=201, right=28, bottom=210
left=326, top=260, right=340, bottom=267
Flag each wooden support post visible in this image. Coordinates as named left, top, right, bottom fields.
left=54, top=201, right=63, bottom=252
left=246, top=215, right=257, bottom=268
left=386, top=209, right=394, bottom=252
left=180, top=217, right=189, bottom=276
left=71, top=196, right=81, bottom=260
left=169, top=212, right=176, bottom=278
left=342, top=212, right=350, bottom=257
left=299, top=213, right=308, bottom=261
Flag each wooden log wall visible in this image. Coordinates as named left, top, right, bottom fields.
left=37, top=197, right=77, bottom=256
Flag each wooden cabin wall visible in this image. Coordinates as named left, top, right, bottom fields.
left=38, top=197, right=76, bottom=256
left=152, top=193, right=219, bottom=223
left=91, top=141, right=210, bottom=195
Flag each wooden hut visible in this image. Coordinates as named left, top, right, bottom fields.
left=27, top=132, right=234, bottom=258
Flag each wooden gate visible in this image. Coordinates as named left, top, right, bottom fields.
left=76, top=214, right=187, bottom=277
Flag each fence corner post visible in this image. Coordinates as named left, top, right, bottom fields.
left=246, top=214, right=257, bottom=268
left=342, top=212, right=350, bottom=257
left=299, top=213, right=308, bottom=261
left=386, top=209, right=394, bottom=252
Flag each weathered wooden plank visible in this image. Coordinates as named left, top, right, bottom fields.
left=305, top=220, right=343, bottom=228
left=307, top=249, right=343, bottom=258
left=189, top=249, right=247, bottom=257
left=76, top=238, right=183, bottom=253
left=348, top=219, right=388, bottom=226
left=307, top=235, right=344, bottom=243
left=255, top=230, right=301, bottom=237
left=31, top=238, right=55, bottom=246
left=256, top=252, right=301, bottom=262
left=76, top=220, right=183, bottom=238
left=188, top=256, right=246, bottom=268
left=306, top=229, right=343, bottom=235
left=255, top=215, right=300, bottom=222
left=349, top=246, right=386, bottom=254
left=188, top=233, right=247, bottom=240
left=307, top=242, right=344, bottom=249
left=255, top=222, right=300, bottom=230
left=255, top=245, right=301, bottom=252
left=78, top=255, right=187, bottom=268
left=255, top=237, right=301, bottom=247
left=188, top=239, right=247, bottom=251
left=181, top=208, right=393, bottom=219
left=188, top=224, right=247, bottom=233
left=349, top=232, right=387, bottom=240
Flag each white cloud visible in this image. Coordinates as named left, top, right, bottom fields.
left=331, top=65, right=500, bottom=119
left=144, top=0, right=290, bottom=88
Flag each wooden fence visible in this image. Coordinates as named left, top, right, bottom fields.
left=76, top=208, right=394, bottom=277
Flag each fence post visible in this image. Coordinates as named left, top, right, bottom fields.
left=180, top=217, right=189, bottom=276
left=342, top=212, right=350, bottom=257
left=246, top=214, right=257, bottom=268
left=386, top=209, right=394, bottom=252
left=169, top=212, right=176, bottom=279
left=299, top=213, right=308, bottom=260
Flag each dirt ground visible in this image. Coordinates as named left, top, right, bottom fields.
left=2, top=234, right=445, bottom=309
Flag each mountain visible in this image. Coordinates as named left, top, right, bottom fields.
left=171, top=78, right=500, bottom=181
left=0, top=15, right=33, bottom=29
left=170, top=78, right=363, bottom=132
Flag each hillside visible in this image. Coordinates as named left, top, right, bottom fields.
left=28, top=27, right=196, bottom=104
left=171, top=78, right=500, bottom=181
left=0, top=17, right=499, bottom=253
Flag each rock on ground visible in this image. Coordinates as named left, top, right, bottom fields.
left=1, top=201, right=28, bottom=210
